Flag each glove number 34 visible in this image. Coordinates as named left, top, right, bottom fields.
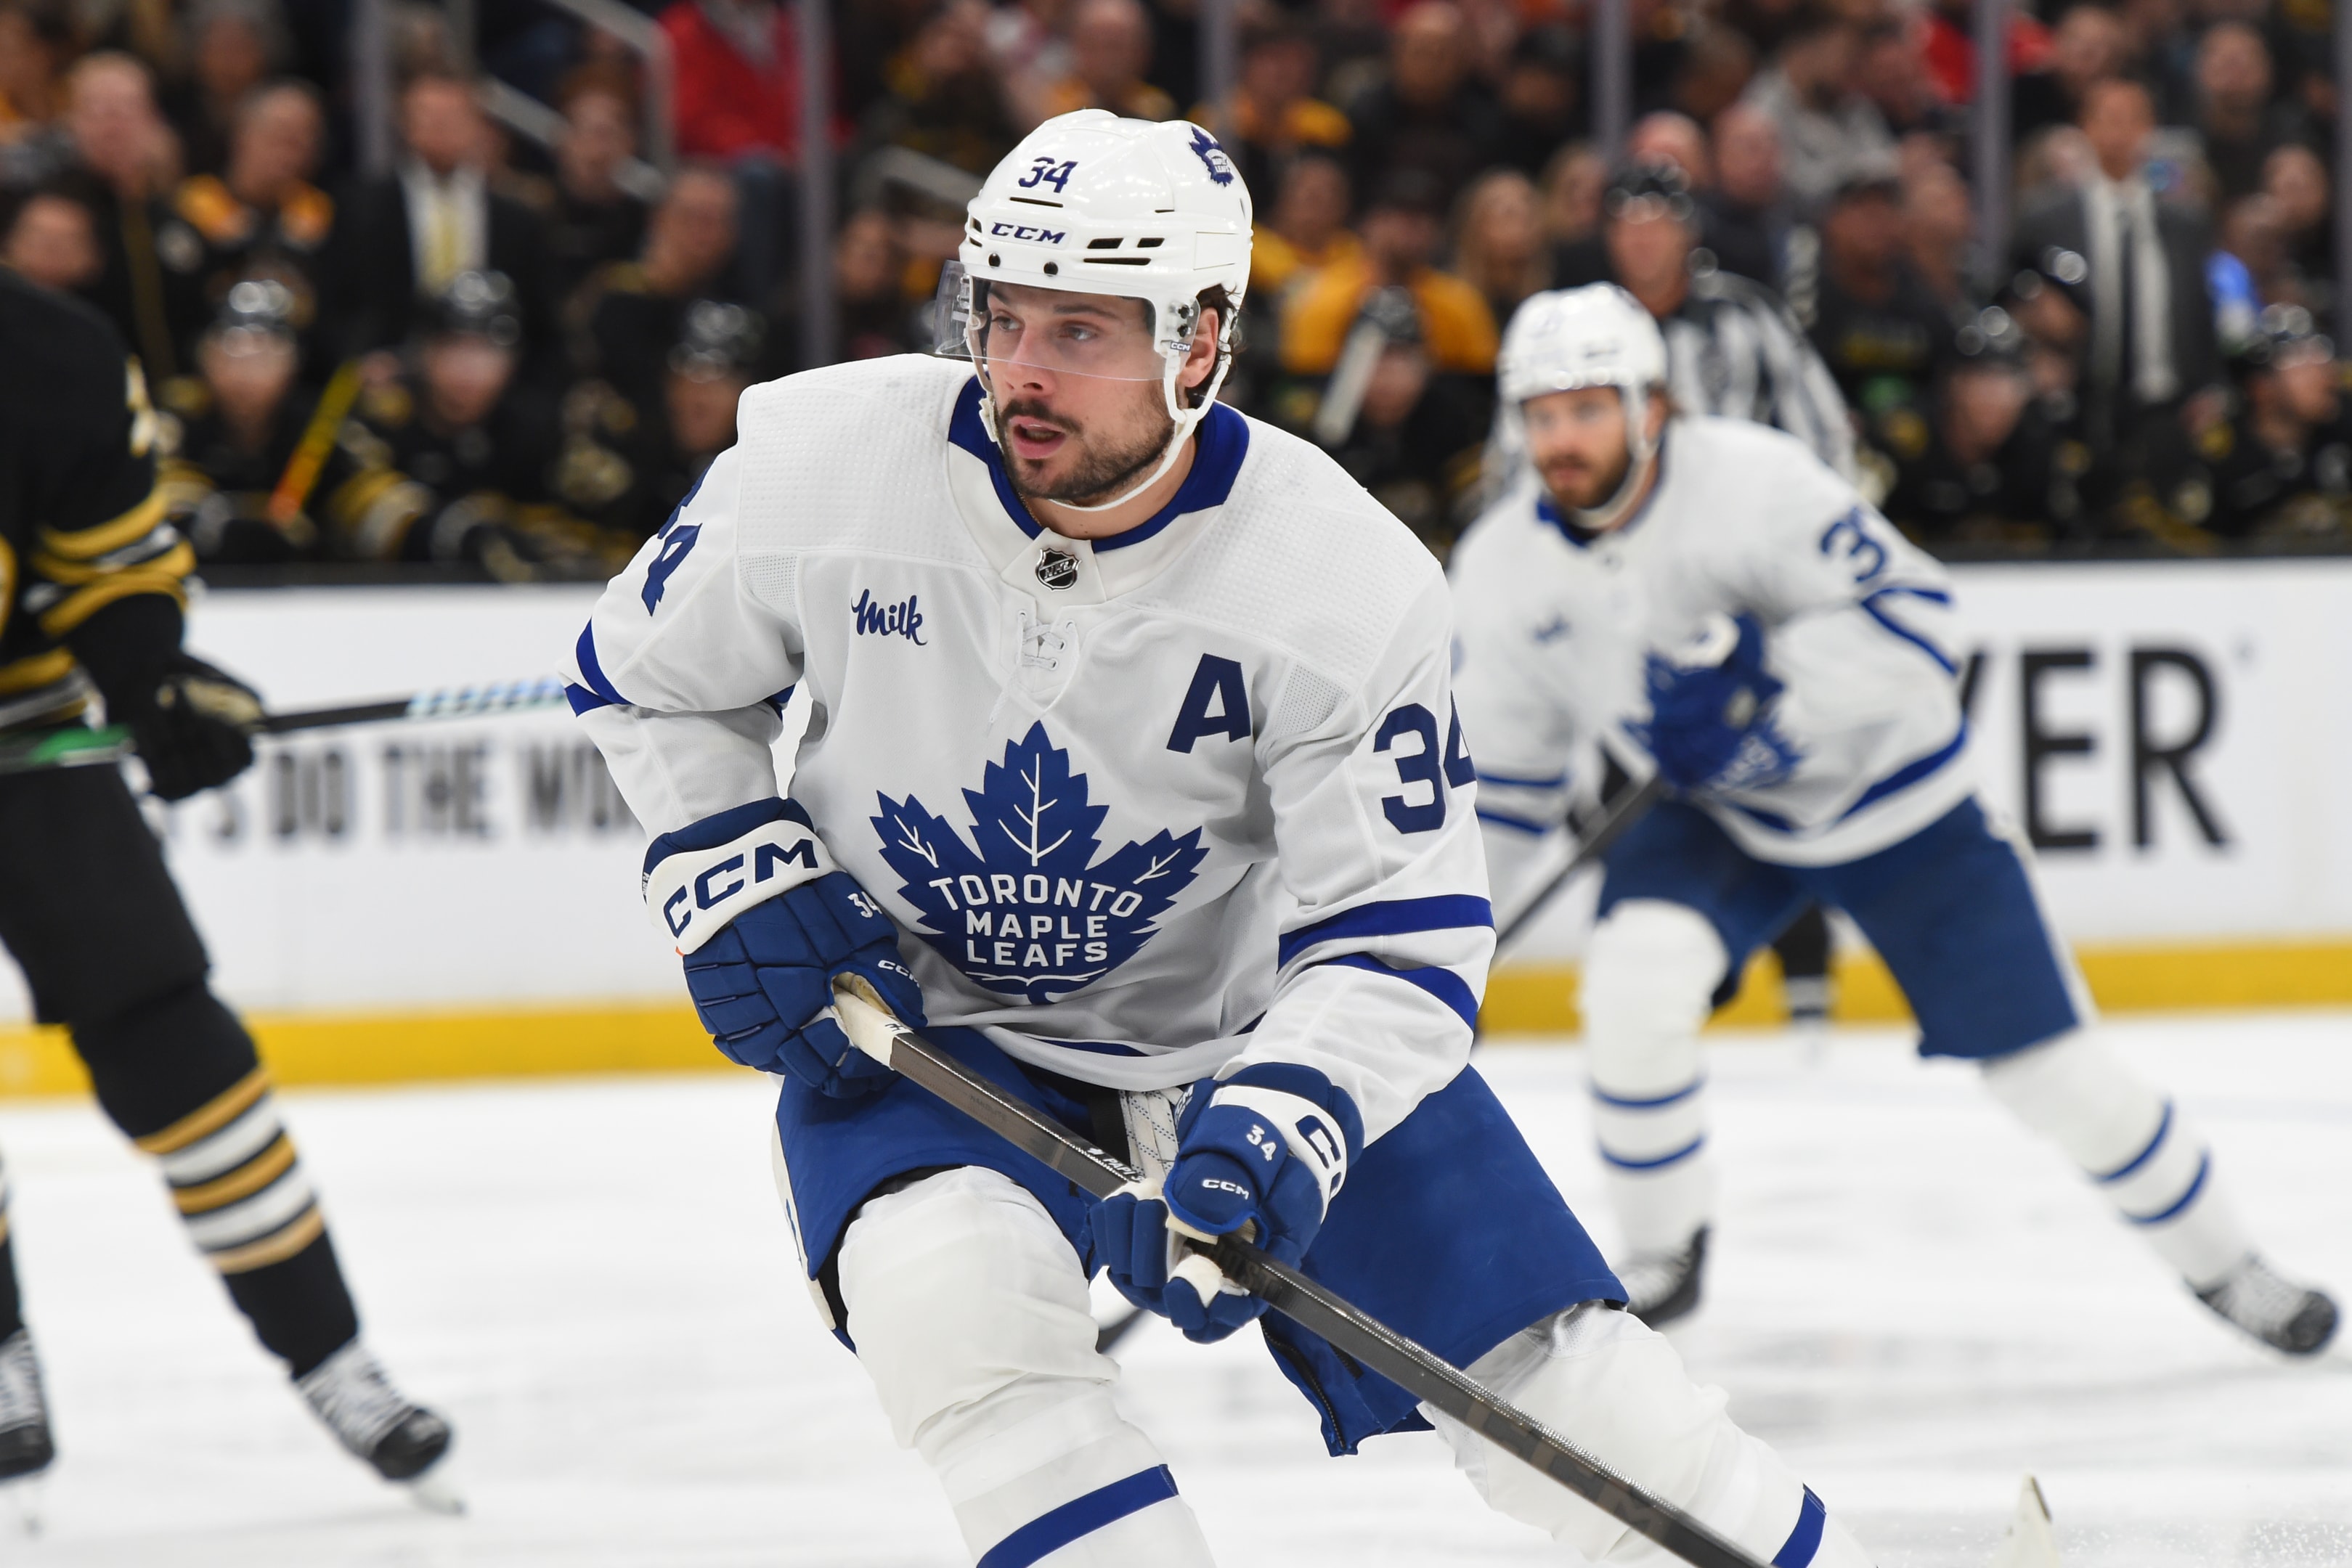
left=1818, top=506, right=1889, bottom=584
left=1376, top=700, right=1476, bottom=834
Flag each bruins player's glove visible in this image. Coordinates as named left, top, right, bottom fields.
left=122, top=654, right=264, bottom=801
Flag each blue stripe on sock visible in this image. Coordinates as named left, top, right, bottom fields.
left=2095, top=1101, right=2173, bottom=1184
left=1591, top=1078, right=1704, bottom=1110
left=976, top=1466, right=1180, bottom=1568
left=1773, top=1487, right=1827, bottom=1567
left=2130, top=1150, right=2210, bottom=1226
left=1598, top=1135, right=1704, bottom=1172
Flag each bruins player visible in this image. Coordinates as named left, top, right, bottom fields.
left=0, top=270, right=450, bottom=1495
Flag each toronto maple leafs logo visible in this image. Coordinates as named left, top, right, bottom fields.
left=1188, top=127, right=1236, bottom=187
left=872, top=723, right=1208, bottom=1004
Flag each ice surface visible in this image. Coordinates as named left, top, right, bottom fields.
left=3, top=1011, right=2349, bottom=1567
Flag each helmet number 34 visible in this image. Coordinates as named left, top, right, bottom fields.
left=1017, top=158, right=1078, bottom=192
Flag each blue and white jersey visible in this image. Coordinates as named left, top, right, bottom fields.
left=1452, top=415, right=1969, bottom=871
left=564, top=354, right=1492, bottom=1144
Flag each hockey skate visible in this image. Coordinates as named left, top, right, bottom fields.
left=1616, top=1226, right=1708, bottom=1328
left=2192, top=1256, right=2338, bottom=1355
left=0, top=1328, right=52, bottom=1535
left=296, top=1341, right=460, bottom=1511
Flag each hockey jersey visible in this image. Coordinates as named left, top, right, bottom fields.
left=1452, top=415, right=1970, bottom=872
left=565, top=355, right=1492, bottom=1144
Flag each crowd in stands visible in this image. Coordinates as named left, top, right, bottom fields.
left=0, top=0, right=2345, bottom=579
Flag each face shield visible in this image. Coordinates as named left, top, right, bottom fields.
left=934, top=261, right=1197, bottom=391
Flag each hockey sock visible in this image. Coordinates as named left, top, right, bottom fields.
left=1582, top=900, right=1723, bottom=1255
left=0, top=1152, right=20, bottom=1341
left=1981, top=1029, right=2253, bottom=1288
left=837, top=1167, right=1212, bottom=1567
left=1426, top=1303, right=1873, bottom=1566
left=75, top=985, right=360, bottom=1379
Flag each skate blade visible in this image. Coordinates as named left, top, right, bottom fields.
left=1, top=1474, right=44, bottom=1538
left=1985, top=1475, right=2059, bottom=1567
left=403, top=1466, right=465, bottom=1516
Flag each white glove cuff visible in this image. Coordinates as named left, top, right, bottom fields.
left=646, top=817, right=837, bottom=954
left=1210, top=1084, right=1351, bottom=1217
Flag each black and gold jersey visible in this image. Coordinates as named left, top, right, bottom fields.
left=0, top=271, right=192, bottom=732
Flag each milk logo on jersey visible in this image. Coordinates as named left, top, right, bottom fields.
left=873, top=722, right=1208, bottom=1004
left=852, top=588, right=927, bottom=644
left=1188, top=127, right=1236, bottom=186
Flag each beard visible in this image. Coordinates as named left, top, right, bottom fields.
left=996, top=394, right=1176, bottom=507
left=1538, top=441, right=1634, bottom=514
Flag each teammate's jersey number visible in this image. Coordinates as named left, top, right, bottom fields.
left=1818, top=506, right=1889, bottom=585
left=1376, top=701, right=1476, bottom=833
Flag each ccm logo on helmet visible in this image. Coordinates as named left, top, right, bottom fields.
left=990, top=221, right=1067, bottom=244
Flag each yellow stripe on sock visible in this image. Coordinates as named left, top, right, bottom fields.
left=208, top=1204, right=325, bottom=1275
left=173, top=1132, right=296, bottom=1214
left=134, top=1066, right=270, bottom=1155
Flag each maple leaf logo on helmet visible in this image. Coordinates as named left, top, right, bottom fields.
left=1189, top=127, right=1237, bottom=187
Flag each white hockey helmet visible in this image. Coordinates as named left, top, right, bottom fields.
left=1496, top=284, right=1670, bottom=526
left=937, top=110, right=1254, bottom=510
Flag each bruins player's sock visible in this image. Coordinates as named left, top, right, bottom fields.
left=76, top=985, right=360, bottom=1380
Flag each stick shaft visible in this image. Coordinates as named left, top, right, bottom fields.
left=1492, top=772, right=1669, bottom=950
left=834, top=989, right=1769, bottom=1568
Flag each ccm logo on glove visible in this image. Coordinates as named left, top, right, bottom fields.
left=645, top=817, right=837, bottom=951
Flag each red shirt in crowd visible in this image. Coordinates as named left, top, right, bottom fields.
left=659, top=0, right=800, bottom=161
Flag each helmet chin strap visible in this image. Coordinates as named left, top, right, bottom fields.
left=1566, top=384, right=1661, bottom=533
left=980, top=336, right=1232, bottom=518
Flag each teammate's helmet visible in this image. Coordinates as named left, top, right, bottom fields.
left=1494, top=285, right=1670, bottom=526
left=937, top=110, right=1253, bottom=508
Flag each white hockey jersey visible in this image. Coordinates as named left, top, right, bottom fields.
left=1452, top=415, right=1970, bottom=873
left=564, top=355, right=1492, bottom=1144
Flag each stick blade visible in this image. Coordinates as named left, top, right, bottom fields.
left=1987, top=1476, right=2061, bottom=1568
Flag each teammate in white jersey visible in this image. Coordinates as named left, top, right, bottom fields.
left=1452, top=283, right=2336, bottom=1353
left=566, top=115, right=1875, bottom=1567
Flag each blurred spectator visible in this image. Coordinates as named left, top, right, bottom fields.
left=1538, top=141, right=1606, bottom=254
left=661, top=0, right=802, bottom=162
left=2195, top=305, right=2351, bottom=541
left=545, top=80, right=649, bottom=309
left=159, top=79, right=330, bottom=369
left=1625, top=111, right=1711, bottom=189
left=1672, top=25, right=1757, bottom=126
left=1210, top=17, right=1348, bottom=197
left=1345, top=3, right=1505, bottom=197
left=1807, top=164, right=1954, bottom=423
left=982, top=0, right=1075, bottom=131
left=2011, top=4, right=2126, bottom=140
left=1, top=186, right=96, bottom=289
left=859, top=0, right=1018, bottom=176
left=778, top=206, right=917, bottom=364
left=1041, top=0, right=1173, bottom=122
left=2207, top=193, right=2280, bottom=349
left=1494, top=26, right=1582, bottom=177
left=2192, top=22, right=2310, bottom=203
left=1250, top=150, right=1355, bottom=304
left=1921, top=0, right=2056, bottom=112
left=161, top=0, right=280, bottom=178
left=572, top=164, right=741, bottom=441
left=1311, top=288, right=1489, bottom=553
left=0, top=0, right=71, bottom=185
left=53, top=52, right=201, bottom=380
left=1901, top=157, right=1975, bottom=310
left=556, top=298, right=765, bottom=539
left=1884, top=305, right=2088, bottom=542
left=2258, top=142, right=2329, bottom=318
left=2011, top=77, right=2217, bottom=462
left=1739, top=8, right=1895, bottom=212
left=339, top=70, right=552, bottom=363
left=1281, top=168, right=1498, bottom=376
left=1857, top=17, right=1944, bottom=139
left=1452, top=168, right=1552, bottom=326
left=1601, top=160, right=1855, bottom=473
left=1706, top=99, right=1791, bottom=287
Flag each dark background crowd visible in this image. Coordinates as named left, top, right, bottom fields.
left=1, top=0, right=2346, bottom=579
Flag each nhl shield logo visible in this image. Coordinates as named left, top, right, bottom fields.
left=1035, top=548, right=1081, bottom=590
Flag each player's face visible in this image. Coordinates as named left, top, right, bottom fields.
left=978, top=283, right=1179, bottom=507
left=1523, top=385, right=1637, bottom=513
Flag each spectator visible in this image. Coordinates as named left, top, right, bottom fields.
left=1210, top=17, right=1348, bottom=197
left=1739, top=8, right=1896, bottom=212
left=160, top=80, right=331, bottom=369
left=2259, top=141, right=2329, bottom=314
left=0, top=0, right=74, bottom=187
left=2011, top=76, right=2217, bottom=462
left=2011, top=4, right=2127, bottom=140
left=1600, top=160, right=1855, bottom=473
left=1452, top=168, right=1551, bottom=327
left=572, top=164, right=741, bottom=440
left=2196, top=305, right=2351, bottom=540
left=1901, top=156, right=1975, bottom=310
left=1040, top=0, right=1173, bottom=123
left=556, top=298, right=766, bottom=539
left=1, top=187, right=96, bottom=290
left=1249, top=150, right=1356, bottom=303
left=545, top=80, right=649, bottom=309
left=2206, top=193, right=2279, bottom=350
left=660, top=0, right=802, bottom=162
left=1857, top=17, right=1944, bottom=139
left=338, top=70, right=552, bottom=364
left=162, top=0, right=280, bottom=179
left=1538, top=140, right=1606, bottom=254
left=1280, top=168, right=1498, bottom=377
left=778, top=206, right=916, bottom=365
left=1625, top=110, right=1711, bottom=190
left=1671, top=25, right=1756, bottom=126
left=983, top=0, right=1076, bottom=131
left=53, top=52, right=201, bottom=380
left=1705, top=99, right=1791, bottom=287
left=1344, top=3, right=1505, bottom=197
left=1884, top=305, right=2087, bottom=542
left=1494, top=26, right=1582, bottom=178
left=1807, top=163, right=1955, bottom=422
left=159, top=277, right=334, bottom=563
left=1309, top=288, right=1489, bottom=553
left=855, top=0, right=1018, bottom=178
left=2192, top=22, right=2309, bottom=203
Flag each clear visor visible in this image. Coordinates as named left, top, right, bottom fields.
left=1518, top=382, right=1635, bottom=436
left=932, top=262, right=1189, bottom=384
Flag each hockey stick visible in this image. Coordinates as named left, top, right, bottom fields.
left=0, top=676, right=569, bottom=776
left=827, top=979, right=1774, bottom=1568
left=1492, top=772, right=1669, bottom=952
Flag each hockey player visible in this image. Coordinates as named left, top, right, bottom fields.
left=566, top=110, right=1874, bottom=1567
left=1451, top=283, right=2337, bottom=1352
left=0, top=270, right=450, bottom=1493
